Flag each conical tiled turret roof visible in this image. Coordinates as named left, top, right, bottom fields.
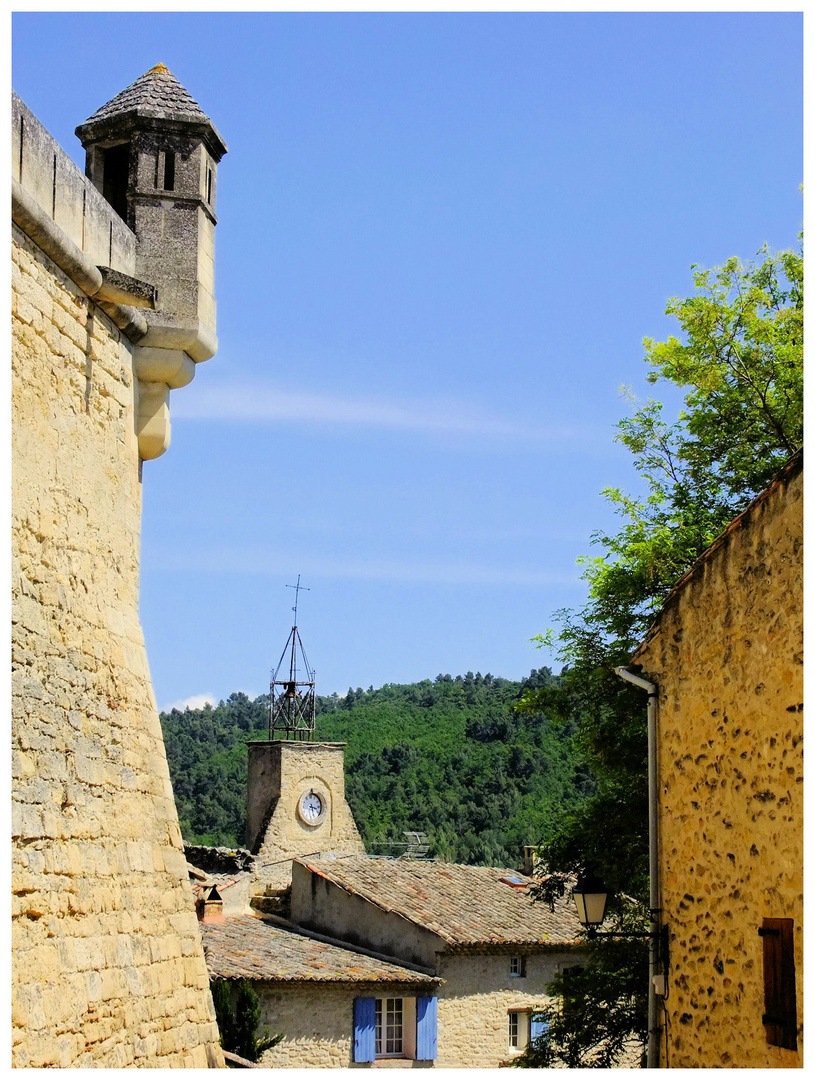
left=76, top=64, right=227, bottom=159
left=82, top=63, right=209, bottom=125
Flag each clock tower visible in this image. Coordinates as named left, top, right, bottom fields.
left=247, top=740, right=365, bottom=888
left=247, top=584, right=364, bottom=889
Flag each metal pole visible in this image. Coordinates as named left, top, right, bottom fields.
left=615, top=667, right=661, bottom=1069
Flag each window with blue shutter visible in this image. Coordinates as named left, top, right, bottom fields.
left=353, top=997, right=376, bottom=1062
left=415, top=996, right=438, bottom=1061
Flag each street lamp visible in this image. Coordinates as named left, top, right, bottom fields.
left=572, top=871, right=668, bottom=964
left=571, top=870, right=609, bottom=934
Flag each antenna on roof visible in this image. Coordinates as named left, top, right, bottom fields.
left=268, top=577, right=316, bottom=741
left=287, top=574, right=309, bottom=626
left=401, top=832, right=430, bottom=860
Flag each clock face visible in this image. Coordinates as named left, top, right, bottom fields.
left=298, top=789, right=326, bottom=825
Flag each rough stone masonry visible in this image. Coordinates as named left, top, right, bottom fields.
left=11, top=69, right=226, bottom=1067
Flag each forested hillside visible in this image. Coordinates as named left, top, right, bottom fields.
left=160, top=668, right=592, bottom=867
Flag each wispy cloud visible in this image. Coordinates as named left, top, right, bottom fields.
left=173, top=382, right=594, bottom=445
left=162, top=692, right=217, bottom=714
left=148, top=544, right=579, bottom=589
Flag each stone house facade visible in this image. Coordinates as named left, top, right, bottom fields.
left=291, top=857, right=582, bottom=1068
left=631, top=450, right=803, bottom=1067
left=200, top=853, right=584, bottom=1068
left=12, top=69, right=226, bottom=1067
left=202, top=914, right=443, bottom=1068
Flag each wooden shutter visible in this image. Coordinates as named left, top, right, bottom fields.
left=760, top=918, right=797, bottom=1051
left=416, top=996, right=438, bottom=1061
left=353, top=997, right=377, bottom=1062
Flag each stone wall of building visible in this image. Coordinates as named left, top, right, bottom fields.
left=436, top=950, right=574, bottom=1067
left=634, top=457, right=803, bottom=1068
left=11, top=95, right=223, bottom=1068
left=249, top=952, right=579, bottom=1068
left=255, top=983, right=430, bottom=1069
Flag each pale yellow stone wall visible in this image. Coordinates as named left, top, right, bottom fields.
left=247, top=952, right=579, bottom=1069
left=11, top=221, right=223, bottom=1067
left=635, top=462, right=803, bottom=1068
left=255, top=982, right=426, bottom=1069
left=436, top=950, right=575, bottom=1068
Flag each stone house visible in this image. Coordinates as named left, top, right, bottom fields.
left=191, top=731, right=584, bottom=1067
left=630, top=449, right=803, bottom=1067
left=200, top=851, right=583, bottom=1067
left=12, top=69, right=226, bottom=1066
left=202, top=914, right=443, bottom=1068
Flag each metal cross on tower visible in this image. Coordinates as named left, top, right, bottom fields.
left=268, top=577, right=317, bottom=741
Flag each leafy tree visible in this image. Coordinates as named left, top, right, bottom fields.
left=512, top=937, right=649, bottom=1069
left=520, top=241, right=802, bottom=1065
left=210, top=979, right=282, bottom=1062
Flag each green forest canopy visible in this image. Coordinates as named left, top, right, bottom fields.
left=160, top=668, right=592, bottom=868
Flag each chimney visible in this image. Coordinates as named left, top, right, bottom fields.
left=197, top=884, right=225, bottom=925
left=523, top=846, right=538, bottom=877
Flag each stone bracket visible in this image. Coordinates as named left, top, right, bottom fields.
left=136, top=380, right=171, bottom=461
left=133, top=346, right=195, bottom=390
left=96, top=266, right=158, bottom=309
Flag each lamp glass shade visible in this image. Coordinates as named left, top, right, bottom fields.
left=572, top=872, right=608, bottom=928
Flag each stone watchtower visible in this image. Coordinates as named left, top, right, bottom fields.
left=12, top=69, right=226, bottom=1066
left=76, top=64, right=227, bottom=459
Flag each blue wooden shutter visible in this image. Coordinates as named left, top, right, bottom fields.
left=416, top=996, right=438, bottom=1061
left=353, top=998, right=376, bottom=1062
left=530, top=1015, right=550, bottom=1043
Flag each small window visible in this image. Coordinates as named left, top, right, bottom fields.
left=508, top=1011, right=520, bottom=1048
left=760, top=918, right=797, bottom=1050
left=508, top=1011, right=535, bottom=1051
left=510, top=956, right=526, bottom=977
left=206, top=167, right=213, bottom=205
left=562, top=964, right=586, bottom=1019
left=162, top=151, right=176, bottom=192
left=354, top=996, right=434, bottom=1063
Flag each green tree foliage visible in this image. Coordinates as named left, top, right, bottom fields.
left=518, top=242, right=803, bottom=1066
left=160, top=669, right=590, bottom=868
left=210, top=979, right=282, bottom=1062
left=511, top=938, right=648, bottom=1069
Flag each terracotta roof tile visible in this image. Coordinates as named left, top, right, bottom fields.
left=298, top=857, right=583, bottom=948
left=203, top=915, right=440, bottom=984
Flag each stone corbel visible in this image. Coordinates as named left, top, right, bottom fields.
left=136, top=379, right=172, bottom=461
left=132, top=344, right=198, bottom=460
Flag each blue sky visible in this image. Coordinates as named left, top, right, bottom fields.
left=13, top=12, right=802, bottom=709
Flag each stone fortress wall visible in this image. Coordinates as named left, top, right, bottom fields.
left=11, top=85, right=224, bottom=1067
left=634, top=456, right=803, bottom=1068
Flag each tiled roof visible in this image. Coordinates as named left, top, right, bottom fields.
left=298, top=857, right=583, bottom=948
left=203, top=915, right=440, bottom=984
left=81, top=64, right=210, bottom=125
